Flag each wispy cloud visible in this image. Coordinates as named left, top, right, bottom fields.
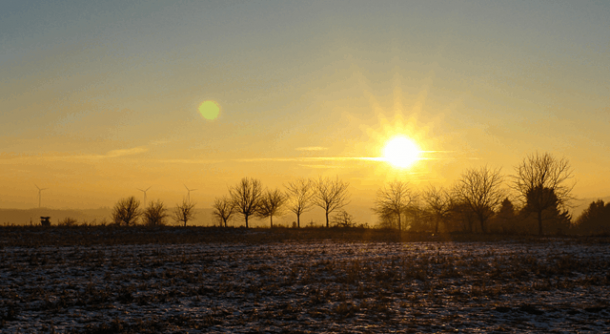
left=0, top=146, right=149, bottom=164
left=297, top=164, right=348, bottom=169
left=158, top=158, right=225, bottom=164
left=235, top=157, right=382, bottom=163
left=146, top=156, right=383, bottom=167
left=295, top=146, right=329, bottom=151
left=104, top=147, right=148, bottom=158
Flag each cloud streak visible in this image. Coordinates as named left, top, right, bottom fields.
left=295, top=146, right=329, bottom=151
left=104, top=147, right=148, bottom=158
left=235, top=157, right=383, bottom=163
left=0, top=146, right=149, bottom=164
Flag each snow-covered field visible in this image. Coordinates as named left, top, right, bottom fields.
left=1, top=241, right=609, bottom=333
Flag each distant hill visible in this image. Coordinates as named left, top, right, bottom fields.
left=0, top=207, right=217, bottom=226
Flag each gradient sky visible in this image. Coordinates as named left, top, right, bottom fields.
left=1, top=1, right=609, bottom=222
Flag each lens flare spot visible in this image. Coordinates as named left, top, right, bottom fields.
left=198, top=101, right=220, bottom=120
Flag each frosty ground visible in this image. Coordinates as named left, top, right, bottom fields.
left=1, top=232, right=609, bottom=333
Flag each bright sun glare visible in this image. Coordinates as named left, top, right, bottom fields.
left=383, top=136, right=421, bottom=169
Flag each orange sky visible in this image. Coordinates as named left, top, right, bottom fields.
left=1, top=1, right=609, bottom=225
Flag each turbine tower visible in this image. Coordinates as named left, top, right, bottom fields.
left=35, top=185, right=48, bottom=208
left=184, top=184, right=197, bottom=203
left=137, top=186, right=151, bottom=207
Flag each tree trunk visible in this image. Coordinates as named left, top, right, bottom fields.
left=478, top=213, right=486, bottom=234
left=270, top=215, right=273, bottom=228
left=397, top=212, right=402, bottom=231
left=326, top=212, right=329, bottom=228
left=245, top=215, right=249, bottom=229
left=297, top=214, right=300, bottom=228
left=538, top=211, right=543, bottom=236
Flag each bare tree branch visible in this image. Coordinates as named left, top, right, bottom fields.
left=372, top=180, right=415, bottom=231
left=212, top=196, right=235, bottom=227
left=455, top=166, right=504, bottom=233
left=143, top=200, right=168, bottom=226
left=112, top=196, right=141, bottom=226
left=422, top=185, right=452, bottom=233
left=256, top=188, right=287, bottom=228
left=511, top=152, right=575, bottom=235
left=285, top=178, right=314, bottom=228
left=332, top=210, right=354, bottom=228
left=230, top=177, right=263, bottom=228
left=174, top=199, right=196, bottom=227
left=314, top=176, right=350, bottom=228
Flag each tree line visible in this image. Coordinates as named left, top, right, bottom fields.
left=112, top=176, right=350, bottom=229
left=109, top=152, right=609, bottom=235
left=374, top=152, right=574, bottom=235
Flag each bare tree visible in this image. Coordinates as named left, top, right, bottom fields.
left=212, top=196, right=235, bottom=227
left=422, top=185, right=452, bottom=233
left=372, top=181, right=415, bottom=231
left=285, top=178, right=314, bottom=228
left=332, top=210, right=354, bottom=228
left=455, top=166, right=504, bottom=233
left=512, top=152, right=574, bottom=235
left=112, top=196, right=141, bottom=226
left=143, top=200, right=168, bottom=226
left=230, top=177, right=263, bottom=228
left=174, top=199, right=196, bottom=227
left=314, top=176, right=350, bottom=228
left=257, top=188, right=287, bottom=228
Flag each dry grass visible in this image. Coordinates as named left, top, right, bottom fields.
left=1, top=227, right=610, bottom=332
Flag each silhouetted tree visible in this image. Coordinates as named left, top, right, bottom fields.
left=285, top=178, right=314, bottom=228
left=512, top=152, right=574, bottom=235
left=455, top=166, right=504, bottom=233
left=230, top=177, right=263, bottom=228
left=372, top=181, right=415, bottom=231
left=314, top=176, right=350, bottom=228
left=422, top=185, right=452, bottom=233
left=112, top=196, right=141, bottom=226
left=377, top=210, right=397, bottom=229
left=575, top=200, right=610, bottom=234
left=491, top=197, right=517, bottom=233
left=332, top=210, right=354, bottom=228
left=174, top=199, right=196, bottom=227
left=58, top=217, right=78, bottom=227
left=143, top=200, right=168, bottom=226
left=256, top=188, right=286, bottom=228
left=212, top=196, right=235, bottom=227
left=447, top=200, right=477, bottom=233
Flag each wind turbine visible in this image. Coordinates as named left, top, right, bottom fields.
left=184, top=184, right=197, bottom=203
left=35, top=185, right=48, bottom=208
left=137, top=186, right=151, bottom=207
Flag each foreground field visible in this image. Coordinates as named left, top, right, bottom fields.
left=1, top=233, right=609, bottom=333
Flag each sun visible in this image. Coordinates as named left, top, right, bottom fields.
left=383, top=136, right=421, bottom=168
